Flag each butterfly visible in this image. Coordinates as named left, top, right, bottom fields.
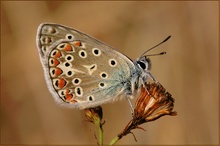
left=36, top=23, right=170, bottom=110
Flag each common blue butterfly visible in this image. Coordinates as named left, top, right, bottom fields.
left=36, top=23, right=170, bottom=109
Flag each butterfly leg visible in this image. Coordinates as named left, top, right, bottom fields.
left=147, top=72, right=157, bottom=82
left=142, top=72, right=161, bottom=99
left=147, top=72, right=162, bottom=87
left=126, top=96, right=134, bottom=117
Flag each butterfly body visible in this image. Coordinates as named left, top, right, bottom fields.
left=37, top=23, right=152, bottom=109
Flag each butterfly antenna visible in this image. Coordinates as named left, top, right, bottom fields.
left=145, top=51, right=166, bottom=57
left=139, top=35, right=171, bottom=59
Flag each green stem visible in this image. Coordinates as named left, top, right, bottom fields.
left=109, top=136, right=120, bottom=145
left=109, top=120, right=135, bottom=145
left=98, top=123, right=103, bottom=146
left=94, top=119, right=103, bottom=146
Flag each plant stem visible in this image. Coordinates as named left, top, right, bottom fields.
left=109, top=136, right=120, bottom=145
left=109, top=120, right=135, bottom=145
left=98, top=123, right=103, bottom=146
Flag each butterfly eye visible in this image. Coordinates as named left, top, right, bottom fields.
left=137, top=61, right=146, bottom=70
left=65, top=34, right=74, bottom=40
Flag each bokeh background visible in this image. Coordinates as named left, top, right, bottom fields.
left=1, top=1, right=219, bottom=145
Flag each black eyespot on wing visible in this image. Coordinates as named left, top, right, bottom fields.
left=111, top=60, right=115, bottom=65
left=67, top=71, right=72, bottom=76
left=94, top=49, right=99, bottom=54
left=74, top=79, right=79, bottom=84
left=68, top=35, right=72, bottom=39
left=60, top=44, right=65, bottom=48
left=77, top=88, right=81, bottom=95
left=102, top=74, right=106, bottom=78
left=100, top=83, right=104, bottom=87
left=81, top=52, right=85, bottom=57
left=65, top=62, right=70, bottom=67
left=66, top=34, right=73, bottom=40
left=67, top=56, right=72, bottom=60
left=89, top=96, right=93, bottom=101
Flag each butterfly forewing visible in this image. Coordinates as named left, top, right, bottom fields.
left=37, top=23, right=136, bottom=109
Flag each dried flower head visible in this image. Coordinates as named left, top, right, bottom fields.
left=115, top=82, right=177, bottom=142
left=134, top=82, right=177, bottom=124
left=85, top=106, right=103, bottom=125
left=85, top=106, right=104, bottom=145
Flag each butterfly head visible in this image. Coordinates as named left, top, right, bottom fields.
left=135, top=56, right=151, bottom=72
left=134, top=35, right=170, bottom=74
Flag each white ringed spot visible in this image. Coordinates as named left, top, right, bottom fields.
left=78, top=50, right=87, bottom=58
left=57, top=43, right=66, bottom=50
left=72, top=78, right=82, bottom=85
left=66, top=70, right=74, bottom=77
left=48, top=58, right=60, bottom=67
left=63, top=61, right=72, bottom=68
left=109, top=59, right=117, bottom=67
left=87, top=95, right=94, bottom=101
left=92, top=48, right=101, bottom=56
left=65, top=34, right=74, bottom=40
left=75, top=86, right=83, bottom=97
left=52, top=78, right=67, bottom=90
left=58, top=90, right=65, bottom=97
left=49, top=67, right=63, bottom=77
left=99, top=82, right=106, bottom=88
left=65, top=54, right=74, bottom=62
left=100, top=72, right=108, bottom=79
left=50, top=50, right=62, bottom=58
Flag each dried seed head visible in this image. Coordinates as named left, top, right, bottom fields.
left=108, top=82, right=177, bottom=143
left=134, top=82, right=177, bottom=124
left=85, top=106, right=103, bottom=125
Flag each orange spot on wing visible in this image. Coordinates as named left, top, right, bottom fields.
left=55, top=50, right=62, bottom=58
left=74, top=41, right=82, bottom=47
left=53, top=58, right=60, bottom=66
left=58, top=78, right=67, bottom=89
left=65, top=89, right=70, bottom=94
left=55, top=68, right=63, bottom=76
left=64, top=44, right=73, bottom=51
left=70, top=99, right=77, bottom=103
left=65, top=94, right=73, bottom=101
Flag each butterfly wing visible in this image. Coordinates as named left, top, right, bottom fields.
left=36, top=23, right=137, bottom=109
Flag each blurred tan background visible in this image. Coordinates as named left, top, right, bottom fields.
left=1, top=1, right=218, bottom=145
